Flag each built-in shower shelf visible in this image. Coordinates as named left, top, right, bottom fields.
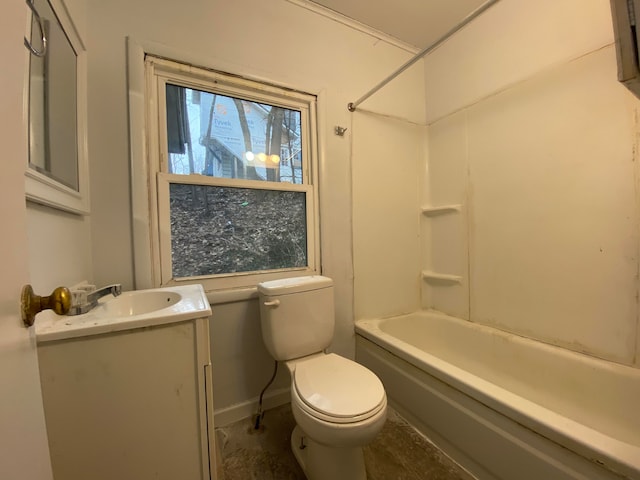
left=421, top=270, right=463, bottom=284
left=421, top=204, right=462, bottom=216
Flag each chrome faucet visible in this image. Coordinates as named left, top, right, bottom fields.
left=68, top=284, right=122, bottom=315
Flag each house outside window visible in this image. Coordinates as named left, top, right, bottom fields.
left=143, top=56, right=320, bottom=292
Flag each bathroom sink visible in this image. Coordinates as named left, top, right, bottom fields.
left=98, top=290, right=182, bottom=317
left=35, top=285, right=211, bottom=342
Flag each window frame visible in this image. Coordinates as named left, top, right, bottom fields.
left=144, top=56, right=320, bottom=293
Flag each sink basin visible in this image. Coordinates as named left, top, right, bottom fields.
left=36, top=285, right=211, bottom=342
left=97, top=290, right=182, bottom=317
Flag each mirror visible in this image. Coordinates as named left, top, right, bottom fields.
left=25, top=0, right=89, bottom=214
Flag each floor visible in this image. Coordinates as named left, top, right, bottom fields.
left=216, top=404, right=474, bottom=480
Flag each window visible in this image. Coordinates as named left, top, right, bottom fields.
left=144, top=57, right=319, bottom=291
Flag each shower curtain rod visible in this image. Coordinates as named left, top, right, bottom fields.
left=347, top=0, right=501, bottom=112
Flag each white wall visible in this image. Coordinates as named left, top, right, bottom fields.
left=83, top=0, right=424, bottom=420
left=27, top=204, right=93, bottom=293
left=424, top=0, right=640, bottom=366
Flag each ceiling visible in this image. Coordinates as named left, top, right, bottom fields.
left=309, top=0, right=488, bottom=49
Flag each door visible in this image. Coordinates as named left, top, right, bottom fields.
left=0, top=1, right=54, bottom=479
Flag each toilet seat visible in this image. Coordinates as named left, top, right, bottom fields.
left=293, top=353, right=386, bottom=424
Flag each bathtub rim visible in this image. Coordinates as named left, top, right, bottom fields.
left=355, top=311, right=640, bottom=479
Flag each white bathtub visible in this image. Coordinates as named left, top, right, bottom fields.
left=355, top=311, right=640, bottom=480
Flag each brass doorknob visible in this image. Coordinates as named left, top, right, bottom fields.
left=21, top=284, right=71, bottom=327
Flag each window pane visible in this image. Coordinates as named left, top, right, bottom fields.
left=166, top=84, right=303, bottom=184
left=169, top=184, right=307, bottom=277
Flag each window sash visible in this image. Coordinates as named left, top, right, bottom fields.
left=159, top=81, right=307, bottom=183
left=154, top=72, right=314, bottom=181
left=157, top=173, right=316, bottom=287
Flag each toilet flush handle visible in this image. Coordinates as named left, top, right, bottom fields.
left=263, top=299, right=280, bottom=307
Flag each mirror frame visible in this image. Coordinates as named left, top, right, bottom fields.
left=23, top=0, right=89, bottom=215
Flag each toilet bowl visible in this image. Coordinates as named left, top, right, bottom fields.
left=257, top=276, right=387, bottom=480
left=286, top=353, right=387, bottom=480
left=289, top=353, right=387, bottom=447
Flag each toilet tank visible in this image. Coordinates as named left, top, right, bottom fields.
left=258, top=276, right=335, bottom=361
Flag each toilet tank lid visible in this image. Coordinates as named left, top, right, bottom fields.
left=257, top=275, right=333, bottom=295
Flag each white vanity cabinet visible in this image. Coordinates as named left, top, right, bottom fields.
left=37, top=293, right=216, bottom=480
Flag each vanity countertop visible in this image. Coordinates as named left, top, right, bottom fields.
left=35, top=284, right=211, bottom=343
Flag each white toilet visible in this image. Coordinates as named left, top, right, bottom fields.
left=258, top=275, right=387, bottom=480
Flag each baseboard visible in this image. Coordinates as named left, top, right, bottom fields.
left=214, top=387, right=290, bottom=428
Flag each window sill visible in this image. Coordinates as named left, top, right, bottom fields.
left=205, top=286, right=259, bottom=305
